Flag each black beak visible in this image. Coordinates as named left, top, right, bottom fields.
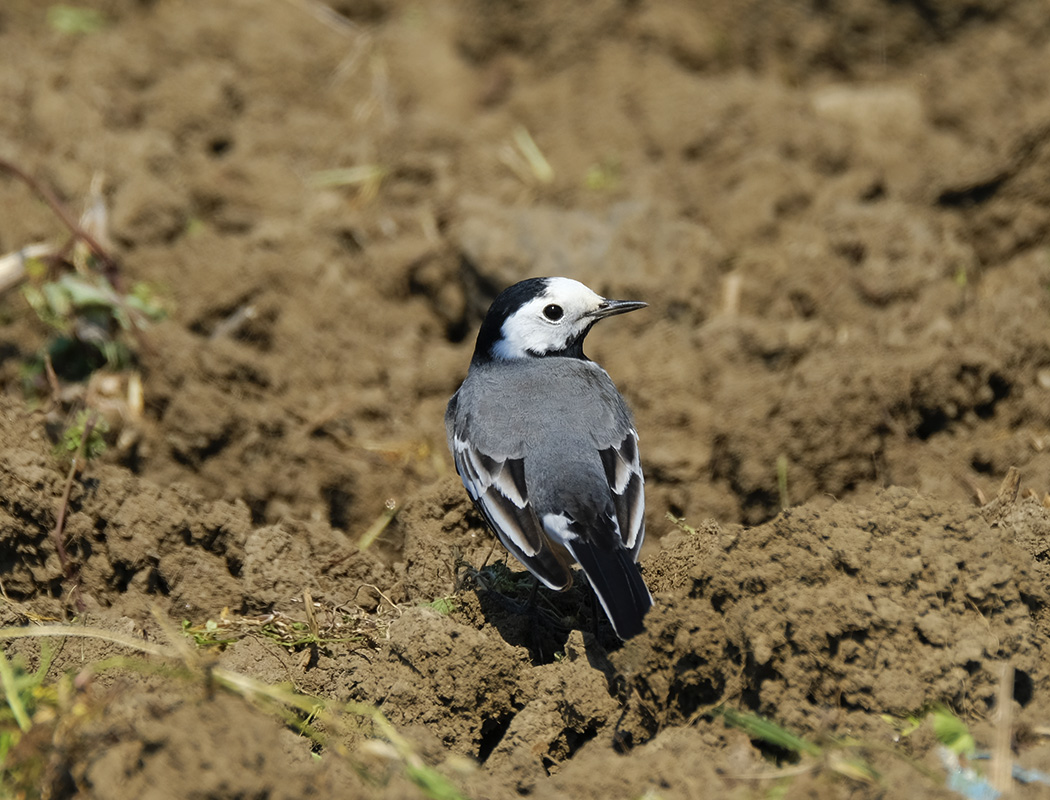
left=589, top=298, right=648, bottom=319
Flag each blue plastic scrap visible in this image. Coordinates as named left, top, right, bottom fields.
left=940, top=746, right=1050, bottom=800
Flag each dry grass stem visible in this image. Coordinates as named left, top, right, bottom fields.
left=990, top=663, right=1015, bottom=797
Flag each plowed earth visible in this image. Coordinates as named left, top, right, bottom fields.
left=1, top=1, right=1050, bottom=798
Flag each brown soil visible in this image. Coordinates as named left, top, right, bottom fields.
left=2, top=1, right=1050, bottom=797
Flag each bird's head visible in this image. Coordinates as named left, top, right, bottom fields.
left=471, top=277, right=646, bottom=363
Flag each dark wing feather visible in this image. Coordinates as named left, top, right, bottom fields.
left=597, top=427, right=646, bottom=557
left=451, top=434, right=572, bottom=590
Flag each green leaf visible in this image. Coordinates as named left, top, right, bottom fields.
left=930, top=706, right=976, bottom=757
left=58, top=274, right=116, bottom=308
left=60, top=410, right=109, bottom=460
left=426, top=597, right=457, bottom=616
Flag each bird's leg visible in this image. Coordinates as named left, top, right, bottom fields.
left=525, top=575, right=540, bottom=610
left=479, top=534, right=499, bottom=570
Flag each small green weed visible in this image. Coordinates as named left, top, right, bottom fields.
left=22, top=267, right=166, bottom=382
left=665, top=512, right=697, bottom=536
left=585, top=158, right=621, bottom=191
left=426, top=597, right=458, bottom=616
left=0, top=643, right=57, bottom=795
left=0, top=160, right=167, bottom=395
left=716, top=708, right=822, bottom=759
left=46, top=5, right=107, bottom=35
left=929, top=705, right=977, bottom=757
left=181, top=618, right=239, bottom=650
left=0, top=622, right=466, bottom=800
left=714, top=707, right=881, bottom=786
left=56, top=409, right=108, bottom=463
left=880, top=704, right=976, bottom=756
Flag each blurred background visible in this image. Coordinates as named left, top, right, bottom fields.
left=3, top=0, right=1050, bottom=540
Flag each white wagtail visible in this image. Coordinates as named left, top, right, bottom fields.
left=446, top=276, right=653, bottom=639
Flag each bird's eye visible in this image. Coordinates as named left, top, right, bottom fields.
left=542, top=304, right=564, bottom=321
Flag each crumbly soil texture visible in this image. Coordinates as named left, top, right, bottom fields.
left=2, top=1, right=1050, bottom=798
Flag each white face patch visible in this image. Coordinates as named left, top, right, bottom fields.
left=492, top=278, right=604, bottom=360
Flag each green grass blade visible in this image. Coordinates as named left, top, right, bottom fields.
left=0, top=649, right=32, bottom=732
left=717, top=708, right=822, bottom=757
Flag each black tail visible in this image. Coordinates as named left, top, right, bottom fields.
left=565, top=539, right=653, bottom=639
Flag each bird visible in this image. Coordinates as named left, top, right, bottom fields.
left=445, top=276, right=653, bottom=639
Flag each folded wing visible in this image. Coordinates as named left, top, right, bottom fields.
left=598, top=428, right=646, bottom=557
left=451, top=434, right=573, bottom=590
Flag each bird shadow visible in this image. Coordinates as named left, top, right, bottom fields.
left=473, top=574, right=624, bottom=666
